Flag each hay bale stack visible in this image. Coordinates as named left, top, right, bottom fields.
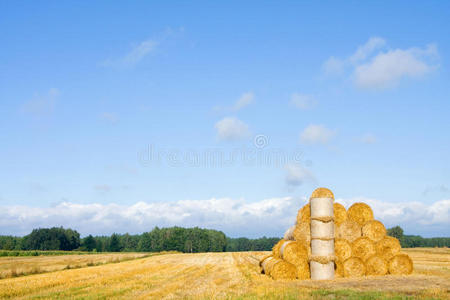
left=295, top=258, right=310, bottom=280
left=260, top=255, right=274, bottom=274
left=348, top=203, right=374, bottom=226
left=269, top=259, right=297, bottom=280
left=334, top=202, right=347, bottom=226
left=362, top=220, right=386, bottom=242
left=351, top=237, right=376, bottom=261
left=284, top=225, right=295, bottom=241
left=334, top=260, right=344, bottom=278
left=365, top=255, right=388, bottom=276
left=280, top=240, right=308, bottom=265
left=293, top=222, right=311, bottom=250
left=388, top=254, right=413, bottom=275
left=336, top=220, right=361, bottom=242
left=335, top=238, right=352, bottom=262
left=296, top=204, right=310, bottom=224
left=309, top=187, right=335, bottom=280
left=376, top=236, right=401, bottom=261
left=343, top=257, right=366, bottom=277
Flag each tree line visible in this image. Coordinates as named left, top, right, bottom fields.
left=0, top=225, right=448, bottom=252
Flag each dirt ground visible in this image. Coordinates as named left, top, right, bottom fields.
left=0, top=248, right=448, bottom=299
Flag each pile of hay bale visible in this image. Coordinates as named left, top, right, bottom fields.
left=260, top=187, right=413, bottom=280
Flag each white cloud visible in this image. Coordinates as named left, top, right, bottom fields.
left=100, top=112, right=119, bottom=124
left=323, top=37, right=438, bottom=89
left=300, top=124, right=336, bottom=145
left=21, top=88, right=60, bottom=118
left=359, top=133, right=377, bottom=144
left=1, top=197, right=448, bottom=237
left=102, top=39, right=158, bottom=67
left=290, top=93, right=318, bottom=110
left=0, top=197, right=303, bottom=237
left=354, top=44, right=437, bottom=89
left=336, top=197, right=450, bottom=232
left=284, top=163, right=316, bottom=187
left=215, top=117, right=250, bottom=141
left=349, top=37, right=386, bottom=64
left=214, top=92, right=254, bottom=112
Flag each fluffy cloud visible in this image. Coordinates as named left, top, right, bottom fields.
left=290, top=93, right=318, bottom=110
left=336, top=197, right=450, bottom=234
left=300, top=124, right=336, bottom=145
left=323, top=37, right=438, bottom=89
left=1, top=197, right=448, bottom=237
left=215, top=117, right=250, bottom=141
left=21, top=88, right=60, bottom=118
left=0, top=197, right=303, bottom=237
left=214, top=92, right=254, bottom=112
left=102, top=39, right=158, bottom=67
left=284, top=163, right=316, bottom=187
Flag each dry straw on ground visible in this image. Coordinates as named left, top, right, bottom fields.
left=335, top=220, right=361, bottom=242
left=296, top=204, right=310, bottom=224
left=352, top=237, right=376, bottom=261
left=333, top=202, right=347, bottom=226
left=365, top=255, right=388, bottom=275
left=335, top=238, right=352, bottom=261
left=362, top=220, right=386, bottom=242
left=343, top=257, right=366, bottom=277
left=348, top=202, right=374, bottom=226
left=376, top=236, right=401, bottom=261
left=388, top=254, right=413, bottom=275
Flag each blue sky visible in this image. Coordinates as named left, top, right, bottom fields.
left=1, top=1, right=449, bottom=237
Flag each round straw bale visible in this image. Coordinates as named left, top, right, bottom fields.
left=343, top=257, right=366, bottom=277
left=362, top=220, right=386, bottom=242
left=272, top=239, right=285, bottom=258
left=296, top=203, right=310, bottom=224
left=335, top=220, right=361, bottom=242
left=352, top=237, right=376, bottom=261
left=295, top=257, right=310, bottom=280
left=311, top=219, right=334, bottom=239
left=334, top=202, right=347, bottom=226
left=284, top=225, right=295, bottom=241
left=388, top=254, right=413, bottom=275
left=260, top=255, right=274, bottom=274
left=375, top=236, right=401, bottom=261
left=311, top=187, right=334, bottom=199
left=270, top=259, right=297, bottom=280
left=293, top=222, right=311, bottom=246
left=348, top=203, right=374, bottom=226
left=280, top=241, right=308, bottom=265
left=335, top=238, right=352, bottom=262
left=334, top=260, right=344, bottom=278
left=365, top=255, right=388, bottom=276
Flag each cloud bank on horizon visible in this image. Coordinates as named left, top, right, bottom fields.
left=1, top=197, right=448, bottom=238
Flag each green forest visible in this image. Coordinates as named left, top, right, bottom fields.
left=0, top=225, right=448, bottom=254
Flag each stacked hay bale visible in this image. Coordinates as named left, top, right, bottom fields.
left=260, top=187, right=414, bottom=280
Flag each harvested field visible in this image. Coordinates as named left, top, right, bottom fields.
left=0, top=248, right=448, bottom=299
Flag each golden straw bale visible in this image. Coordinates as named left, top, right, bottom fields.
left=293, top=222, right=311, bottom=246
left=335, top=220, right=361, bottom=242
left=348, top=203, right=374, bottom=226
left=270, top=259, right=297, bottom=280
left=259, top=254, right=272, bottom=267
left=272, top=239, right=285, bottom=258
left=296, top=204, right=310, bottom=224
left=311, top=187, right=334, bottom=199
left=343, top=257, right=366, bottom=277
left=309, top=255, right=335, bottom=264
left=334, top=260, right=344, bottom=278
left=376, top=236, right=401, bottom=261
left=334, top=202, right=347, bottom=226
left=362, top=220, right=386, bottom=242
left=295, top=257, right=310, bottom=280
left=388, top=254, right=413, bottom=275
left=280, top=241, right=308, bottom=266
left=335, top=238, right=352, bottom=262
left=365, top=255, right=388, bottom=276
left=352, top=237, right=376, bottom=261
left=283, top=225, right=295, bottom=241
left=260, top=255, right=273, bottom=274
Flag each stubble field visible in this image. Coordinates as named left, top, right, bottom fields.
left=0, top=248, right=448, bottom=299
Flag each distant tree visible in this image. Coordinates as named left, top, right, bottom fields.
left=108, top=234, right=121, bottom=252
left=82, top=235, right=96, bottom=251
left=387, top=226, right=404, bottom=240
